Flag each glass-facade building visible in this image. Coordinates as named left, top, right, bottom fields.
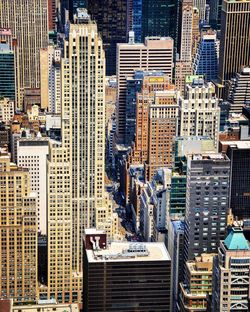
left=142, top=0, right=180, bottom=50
left=0, top=43, right=15, bottom=100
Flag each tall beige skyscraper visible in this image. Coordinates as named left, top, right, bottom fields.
left=0, top=0, right=48, bottom=107
left=46, top=9, right=119, bottom=303
left=0, top=149, right=38, bottom=302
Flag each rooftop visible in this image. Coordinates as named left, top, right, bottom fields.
left=224, top=227, right=250, bottom=251
left=220, top=140, right=250, bottom=149
left=86, top=242, right=170, bottom=263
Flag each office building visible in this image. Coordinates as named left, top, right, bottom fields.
left=0, top=98, right=14, bottom=123
left=184, top=152, right=230, bottom=261
left=0, top=0, right=48, bottom=107
left=170, top=136, right=216, bottom=219
left=141, top=0, right=180, bottom=50
left=193, top=0, right=207, bottom=21
left=87, top=0, right=127, bottom=75
left=180, top=2, right=199, bottom=62
left=48, top=0, right=57, bottom=31
left=179, top=78, right=220, bottom=148
left=168, top=220, right=185, bottom=312
left=83, top=229, right=171, bottom=312
left=227, top=67, right=250, bottom=113
left=209, top=0, right=222, bottom=29
left=180, top=253, right=215, bottom=311
left=212, top=227, right=250, bottom=311
left=125, top=71, right=165, bottom=146
left=17, top=138, right=49, bottom=235
left=174, top=61, right=193, bottom=95
left=145, top=90, right=179, bottom=180
left=0, top=150, right=38, bottom=302
left=46, top=10, right=119, bottom=303
left=117, top=37, right=173, bottom=142
left=0, top=43, right=15, bottom=101
left=127, top=0, right=143, bottom=43
left=193, top=31, right=219, bottom=82
left=220, top=141, right=250, bottom=220
left=40, top=45, right=61, bottom=113
left=69, top=0, right=87, bottom=21
left=218, top=0, right=250, bottom=85
left=140, top=168, right=171, bottom=241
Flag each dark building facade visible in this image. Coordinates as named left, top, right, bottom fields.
left=0, top=43, right=15, bottom=101
left=142, top=0, right=180, bottom=51
left=69, top=0, right=87, bottom=21
left=87, top=0, right=127, bottom=75
left=226, top=143, right=250, bottom=220
left=83, top=229, right=171, bottom=312
left=184, top=153, right=230, bottom=261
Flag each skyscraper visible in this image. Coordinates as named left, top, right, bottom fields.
left=193, top=31, right=219, bottom=82
left=184, top=152, right=230, bottom=261
left=218, top=0, right=250, bottom=84
left=83, top=229, right=172, bottom=312
left=117, top=37, right=173, bottom=142
left=180, top=1, right=199, bottom=62
left=141, top=0, right=180, bottom=50
left=87, top=0, right=127, bottom=75
left=212, top=227, right=250, bottom=311
left=0, top=0, right=48, bottom=107
left=227, top=67, right=250, bottom=113
left=127, top=0, right=143, bottom=43
left=0, top=43, right=15, bottom=101
left=17, top=138, right=49, bottom=235
left=0, top=150, right=38, bottom=302
left=179, top=78, right=220, bottom=148
left=47, top=9, right=118, bottom=303
left=220, top=140, right=250, bottom=220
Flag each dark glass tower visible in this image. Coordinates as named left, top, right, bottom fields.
left=0, top=43, right=15, bottom=100
left=142, top=0, right=180, bottom=50
left=87, top=0, right=127, bottom=75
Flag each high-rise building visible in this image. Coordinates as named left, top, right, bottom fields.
left=220, top=140, right=250, bottom=220
left=127, top=0, right=143, bottom=43
left=117, top=37, right=173, bottom=142
left=145, top=90, right=179, bottom=180
left=209, top=0, right=222, bottom=29
left=179, top=78, right=220, bottom=148
left=168, top=220, right=185, bottom=312
left=141, top=0, right=180, bottom=51
left=83, top=229, right=172, bottom=312
left=69, top=0, right=87, bottom=21
left=193, top=31, right=219, bottom=82
left=17, top=138, right=49, bottom=235
left=193, top=0, right=207, bottom=21
left=87, top=0, right=127, bottom=75
left=218, top=0, right=250, bottom=85
left=212, top=227, right=250, bottom=311
left=179, top=253, right=215, bottom=311
left=0, top=150, right=38, bottom=302
left=169, top=136, right=216, bottom=220
left=48, top=0, right=57, bottom=31
left=174, top=61, right=193, bottom=95
left=0, top=0, right=48, bottom=107
left=180, top=2, right=199, bottom=62
left=0, top=43, right=15, bottom=101
left=40, top=45, right=61, bottom=113
left=227, top=67, right=250, bottom=113
left=46, top=10, right=119, bottom=303
left=184, top=152, right=230, bottom=261
left=0, top=98, right=14, bottom=123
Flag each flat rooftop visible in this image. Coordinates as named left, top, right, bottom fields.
left=86, top=242, right=171, bottom=263
left=189, top=153, right=227, bottom=161
left=220, top=140, right=250, bottom=149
